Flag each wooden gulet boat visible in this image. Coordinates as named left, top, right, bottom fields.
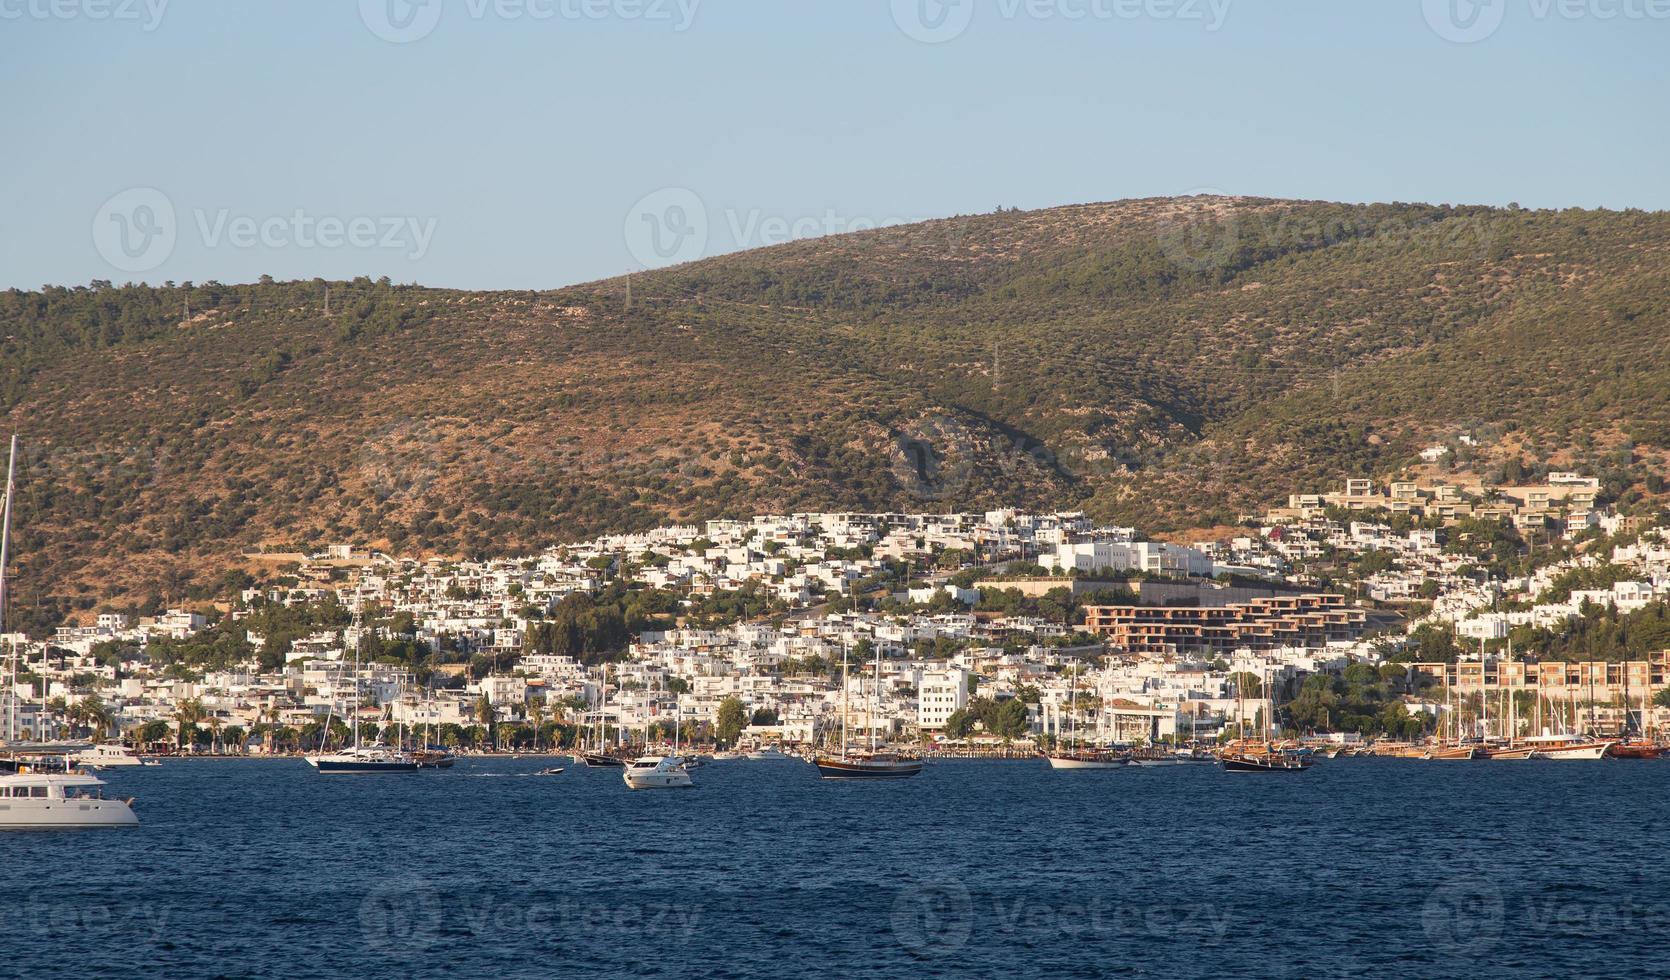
left=1221, top=665, right=1311, bottom=774
left=812, top=642, right=922, bottom=779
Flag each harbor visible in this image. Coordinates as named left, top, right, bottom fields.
left=7, top=752, right=1670, bottom=978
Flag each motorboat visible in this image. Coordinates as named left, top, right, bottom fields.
left=0, top=769, right=139, bottom=829
left=745, top=747, right=800, bottom=762
left=622, top=755, right=693, bottom=790
left=70, top=743, right=149, bottom=768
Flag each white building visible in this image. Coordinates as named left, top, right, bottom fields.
left=915, top=666, right=969, bottom=730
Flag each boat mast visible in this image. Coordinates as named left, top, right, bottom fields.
left=870, top=643, right=879, bottom=755
left=1478, top=637, right=1487, bottom=742
left=351, top=599, right=363, bottom=752
left=1070, top=660, right=1079, bottom=749
left=1507, top=638, right=1515, bottom=746
left=0, top=435, right=13, bottom=743
left=840, top=642, right=849, bottom=758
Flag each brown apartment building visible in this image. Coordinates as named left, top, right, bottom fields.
left=1083, top=594, right=1366, bottom=656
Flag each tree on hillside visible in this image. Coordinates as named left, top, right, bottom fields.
left=715, top=697, right=747, bottom=747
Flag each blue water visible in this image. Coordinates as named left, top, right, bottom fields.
left=4, top=757, right=1667, bottom=979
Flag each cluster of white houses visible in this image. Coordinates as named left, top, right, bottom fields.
left=6, top=495, right=1670, bottom=748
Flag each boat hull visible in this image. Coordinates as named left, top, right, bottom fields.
left=306, top=758, right=419, bottom=774
left=0, top=800, right=139, bottom=829
left=1531, top=742, right=1614, bottom=760
left=1607, top=743, right=1664, bottom=759
left=584, top=754, right=627, bottom=768
left=1044, top=753, right=1127, bottom=770
left=622, top=757, right=694, bottom=789
left=812, top=757, right=923, bottom=779
left=1222, top=753, right=1312, bottom=773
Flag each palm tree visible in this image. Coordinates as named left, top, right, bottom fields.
left=264, top=702, right=281, bottom=755
left=79, top=697, right=113, bottom=741
left=529, top=701, right=547, bottom=752
left=174, top=698, right=205, bottom=752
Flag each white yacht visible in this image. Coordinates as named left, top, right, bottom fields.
left=71, top=743, right=150, bottom=768
left=745, top=747, right=800, bottom=762
left=305, top=602, right=417, bottom=774
left=306, top=744, right=418, bottom=774
left=622, top=755, right=693, bottom=790
left=0, top=770, right=139, bottom=829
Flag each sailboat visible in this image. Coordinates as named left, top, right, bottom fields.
left=1426, top=662, right=1482, bottom=759
left=1608, top=660, right=1663, bottom=758
left=1222, top=665, right=1311, bottom=773
left=306, top=602, right=417, bottom=773
left=0, top=437, right=142, bottom=830
left=812, top=641, right=922, bottom=778
left=583, top=669, right=626, bottom=767
left=1043, top=660, right=1126, bottom=769
left=1, top=434, right=22, bottom=748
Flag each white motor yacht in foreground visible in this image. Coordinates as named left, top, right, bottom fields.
left=0, top=770, right=139, bottom=829
left=622, top=755, right=694, bottom=790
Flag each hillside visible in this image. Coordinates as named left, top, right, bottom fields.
left=3, top=196, right=1669, bottom=629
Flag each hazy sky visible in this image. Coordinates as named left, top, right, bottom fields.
left=3, top=0, right=1666, bottom=290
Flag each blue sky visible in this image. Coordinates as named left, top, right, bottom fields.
left=2, top=0, right=1666, bottom=290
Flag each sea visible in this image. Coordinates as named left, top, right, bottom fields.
left=4, top=756, right=1667, bottom=979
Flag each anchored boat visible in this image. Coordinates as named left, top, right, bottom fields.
left=812, top=641, right=923, bottom=780
left=0, top=768, right=138, bottom=829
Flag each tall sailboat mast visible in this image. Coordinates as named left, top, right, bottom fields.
left=840, top=642, right=849, bottom=758
left=0, top=435, right=15, bottom=743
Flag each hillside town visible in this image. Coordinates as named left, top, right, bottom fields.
left=4, top=465, right=1669, bottom=754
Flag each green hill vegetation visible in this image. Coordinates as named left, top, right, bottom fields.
left=3, top=196, right=1669, bottom=628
